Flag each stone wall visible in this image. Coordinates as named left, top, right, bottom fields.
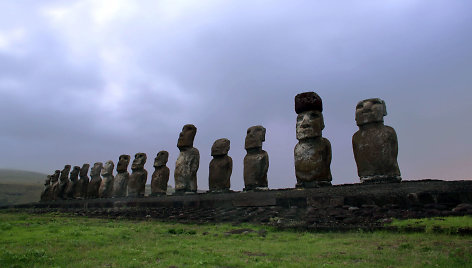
left=8, top=180, right=472, bottom=230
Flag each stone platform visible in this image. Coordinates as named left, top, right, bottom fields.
left=5, top=180, right=472, bottom=230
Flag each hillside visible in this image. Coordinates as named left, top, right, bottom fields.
left=0, top=169, right=46, bottom=206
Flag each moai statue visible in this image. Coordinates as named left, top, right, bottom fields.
left=87, top=162, right=103, bottom=199
left=174, top=124, right=199, bottom=193
left=74, top=164, right=89, bottom=199
left=112, top=155, right=130, bottom=198
left=209, top=138, right=232, bottom=192
left=352, top=98, right=401, bottom=183
left=40, top=176, right=52, bottom=202
left=99, top=160, right=115, bottom=198
left=50, top=170, right=61, bottom=201
left=150, top=151, right=170, bottom=196
left=243, top=125, right=269, bottom=191
left=56, top=165, right=71, bottom=200
left=128, top=153, right=148, bottom=197
left=294, top=92, right=332, bottom=187
left=65, top=166, right=80, bottom=199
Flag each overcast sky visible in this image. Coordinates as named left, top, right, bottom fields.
left=0, top=0, right=471, bottom=190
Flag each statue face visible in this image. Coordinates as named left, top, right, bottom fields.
left=60, top=165, right=71, bottom=180
left=80, top=164, right=89, bottom=177
left=154, top=151, right=169, bottom=167
left=70, top=166, right=80, bottom=179
left=296, top=110, right=324, bottom=140
left=131, top=153, right=147, bottom=170
left=91, top=162, right=103, bottom=176
left=211, top=138, right=230, bottom=156
left=177, top=124, right=197, bottom=149
left=101, top=160, right=114, bottom=176
left=45, top=176, right=51, bottom=186
left=355, top=98, right=387, bottom=126
left=245, top=125, right=266, bottom=150
left=117, top=155, right=130, bottom=172
left=52, top=170, right=60, bottom=182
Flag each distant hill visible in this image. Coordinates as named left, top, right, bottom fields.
left=0, top=169, right=47, bottom=206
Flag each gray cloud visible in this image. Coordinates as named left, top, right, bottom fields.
left=0, top=1, right=471, bottom=190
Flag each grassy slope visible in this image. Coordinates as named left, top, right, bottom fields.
left=0, top=212, right=471, bottom=268
left=0, top=169, right=46, bottom=206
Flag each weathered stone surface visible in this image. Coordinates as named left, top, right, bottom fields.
left=75, top=164, right=89, bottom=199
left=65, top=166, right=80, bottom=199
left=40, top=176, right=52, bottom=202
left=151, top=151, right=170, bottom=196
left=49, top=170, right=60, bottom=201
left=56, top=165, right=71, bottom=200
left=244, top=126, right=269, bottom=191
left=112, top=155, right=130, bottom=198
left=294, top=92, right=332, bottom=187
left=99, top=160, right=114, bottom=198
left=128, top=153, right=147, bottom=197
left=175, top=124, right=199, bottom=193
left=352, top=98, right=401, bottom=183
left=209, top=138, right=232, bottom=192
left=87, top=162, right=103, bottom=199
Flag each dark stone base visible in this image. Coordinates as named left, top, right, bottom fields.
left=360, top=176, right=401, bottom=184
left=296, top=181, right=332, bottom=188
left=4, top=180, right=472, bottom=230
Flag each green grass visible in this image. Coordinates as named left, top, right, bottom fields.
left=1, top=212, right=471, bottom=267
left=389, top=216, right=472, bottom=234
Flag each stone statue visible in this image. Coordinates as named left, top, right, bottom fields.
left=75, top=164, right=89, bottom=199
left=244, top=125, right=269, bottom=191
left=128, top=153, right=147, bottom=197
left=40, top=176, right=52, bottom=202
left=174, top=124, right=200, bottom=193
left=65, top=166, right=80, bottom=199
left=294, top=92, right=332, bottom=187
left=209, top=138, right=232, bottom=192
left=56, top=165, right=71, bottom=200
left=151, top=151, right=170, bottom=196
left=352, top=98, right=401, bottom=183
left=50, top=170, right=60, bottom=200
left=99, top=160, right=115, bottom=198
left=112, top=155, right=130, bottom=198
left=87, top=162, right=103, bottom=199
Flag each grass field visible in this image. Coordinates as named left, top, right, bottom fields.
left=0, top=212, right=471, bottom=267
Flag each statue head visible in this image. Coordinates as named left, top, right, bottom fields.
left=52, top=170, right=60, bottom=182
left=177, top=124, right=197, bottom=149
left=80, top=164, right=90, bottom=177
left=101, top=160, right=114, bottom=176
left=116, top=155, right=131, bottom=173
left=154, top=151, right=169, bottom=167
left=245, top=125, right=266, bottom=150
left=70, top=166, right=80, bottom=181
left=90, top=162, right=103, bottom=177
left=131, top=153, right=147, bottom=171
left=211, top=138, right=230, bottom=156
left=295, top=91, right=324, bottom=140
left=355, top=98, right=387, bottom=126
left=60, top=165, right=71, bottom=180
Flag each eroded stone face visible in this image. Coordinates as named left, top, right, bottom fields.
left=59, top=165, right=71, bottom=182
left=116, top=154, right=130, bottom=173
left=40, top=176, right=52, bottom=202
left=211, top=138, right=230, bottom=156
left=294, top=92, right=332, bottom=187
left=296, top=110, right=324, bottom=140
left=244, top=126, right=269, bottom=190
left=355, top=98, right=387, bottom=126
left=245, top=126, right=266, bottom=150
left=177, top=124, right=197, bottom=149
left=56, top=165, right=71, bottom=200
left=99, top=160, right=114, bottom=198
left=65, top=166, right=80, bottom=199
left=151, top=151, right=170, bottom=196
left=113, top=155, right=130, bottom=198
left=352, top=98, right=401, bottom=183
left=87, top=162, right=103, bottom=199
left=128, top=153, right=147, bottom=197
left=50, top=170, right=61, bottom=201
left=75, top=164, right=89, bottom=199
left=154, top=151, right=169, bottom=167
